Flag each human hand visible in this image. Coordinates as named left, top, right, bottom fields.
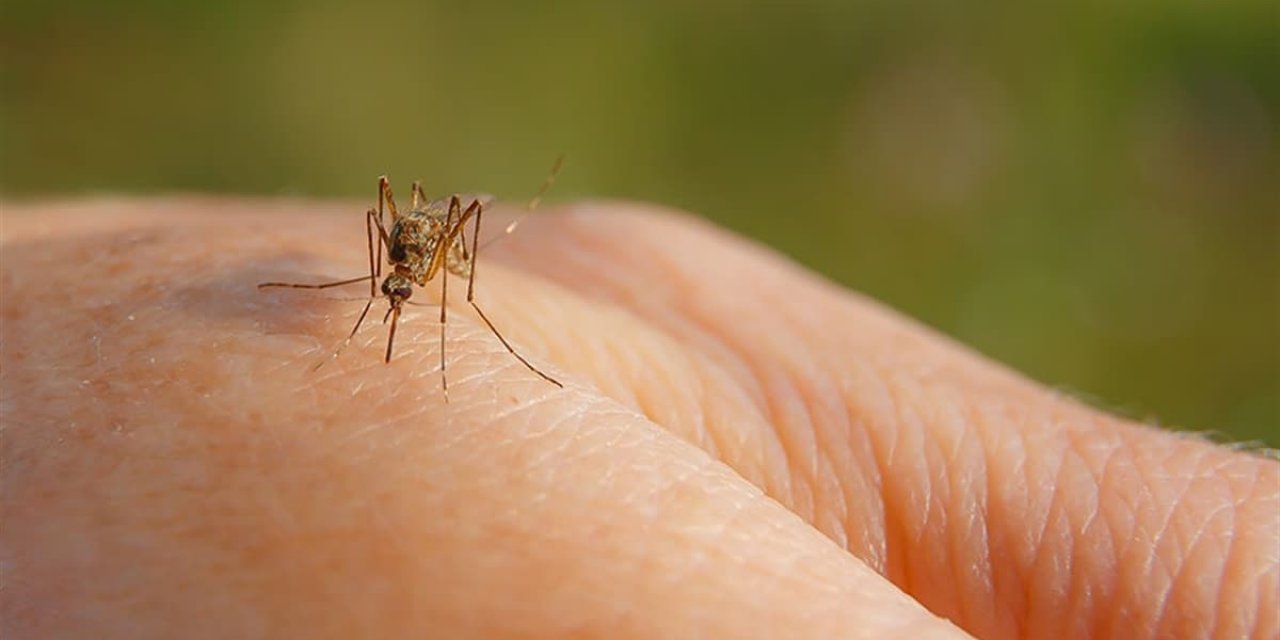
left=3, top=199, right=1276, bottom=639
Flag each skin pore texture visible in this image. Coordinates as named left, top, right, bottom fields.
left=1, top=198, right=1276, bottom=639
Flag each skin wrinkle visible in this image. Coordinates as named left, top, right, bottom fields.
left=878, top=370, right=923, bottom=572
left=1189, top=501, right=1234, bottom=638
left=384, top=206, right=957, bottom=634
left=977, top=402, right=1031, bottom=638
left=1211, top=470, right=1250, bottom=639
left=942, top=402, right=979, bottom=628
left=686, top=368, right=726, bottom=473
left=458, top=251, right=704, bottom=450
left=479, top=263, right=795, bottom=501
left=787, top=343, right=861, bottom=552
left=850, top=361, right=912, bottom=587
left=794, top=319, right=897, bottom=560
left=1223, top=457, right=1273, bottom=640
left=759, top=363, right=824, bottom=535
left=1072, top=443, right=1118, bottom=637
left=604, top=317, right=720, bottom=457
left=522, top=204, right=1172, bottom=629
left=1104, top=468, right=1156, bottom=637
left=684, top=265, right=845, bottom=547
left=1055, top=425, right=1110, bottom=638
left=501, top=203, right=1272, bottom=638
left=1047, top=410, right=1145, bottom=637
left=515, top=210, right=819, bottom=521
left=533, top=207, right=777, bottom=405
left=951, top=402, right=994, bottom=635
left=1071, top=448, right=1113, bottom=640
left=839, top=364, right=894, bottom=567
left=1129, top=445, right=1197, bottom=638
left=1068, top=450, right=1113, bottom=639
left=661, top=238, right=836, bottom=529
left=593, top=317, right=648, bottom=421
left=1181, top=464, right=1240, bottom=636
left=1250, top=477, right=1280, bottom=638
left=887, top=370, right=938, bottom=571
left=833, top=396, right=874, bottom=557
left=911, top=380, right=972, bottom=627
left=1160, top=458, right=1250, bottom=638
left=1033, top=465, right=1077, bottom=635
left=579, top=317, right=796, bottom=513
left=964, top=396, right=1013, bottom=636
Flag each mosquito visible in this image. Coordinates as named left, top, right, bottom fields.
left=259, top=159, right=565, bottom=399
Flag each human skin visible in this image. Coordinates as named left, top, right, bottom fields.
left=1, top=198, right=1276, bottom=639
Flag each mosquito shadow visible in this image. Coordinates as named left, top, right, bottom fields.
left=171, top=260, right=377, bottom=337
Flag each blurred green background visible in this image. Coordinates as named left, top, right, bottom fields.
left=2, top=1, right=1276, bottom=445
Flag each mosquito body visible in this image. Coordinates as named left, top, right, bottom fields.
left=259, top=160, right=564, bottom=399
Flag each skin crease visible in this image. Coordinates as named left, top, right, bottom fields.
left=0, top=199, right=1275, bottom=639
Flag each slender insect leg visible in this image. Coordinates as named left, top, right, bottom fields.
left=423, top=196, right=466, bottom=282
left=259, top=205, right=388, bottom=293
left=450, top=198, right=482, bottom=248
left=364, top=208, right=381, bottom=298
left=435, top=194, right=464, bottom=401
left=378, top=176, right=399, bottom=221
left=370, top=205, right=393, bottom=273
left=311, top=298, right=375, bottom=371
left=258, top=274, right=373, bottom=290
left=455, top=197, right=472, bottom=264
left=412, top=180, right=429, bottom=211
left=262, top=198, right=391, bottom=368
left=433, top=197, right=479, bottom=280
left=479, top=155, right=565, bottom=250
left=439, top=247, right=449, bottom=402
left=447, top=199, right=563, bottom=388
left=526, top=155, right=564, bottom=212
left=465, top=200, right=483, bottom=301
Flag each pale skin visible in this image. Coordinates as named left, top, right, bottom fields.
left=2, top=199, right=1276, bottom=640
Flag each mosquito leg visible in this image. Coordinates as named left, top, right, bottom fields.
left=433, top=197, right=480, bottom=281
left=478, top=155, right=564, bottom=251
left=412, top=180, right=429, bottom=211
left=422, top=195, right=466, bottom=282
left=456, top=197, right=472, bottom=264
left=466, top=199, right=483, bottom=301
left=260, top=206, right=386, bottom=295
left=527, top=155, right=564, bottom=212
left=446, top=194, right=462, bottom=227
left=267, top=209, right=381, bottom=368
left=466, top=300, right=562, bottom=387
left=311, top=297, right=375, bottom=371
left=378, top=176, right=400, bottom=222
left=362, top=208, right=383, bottom=298
left=258, top=274, right=373, bottom=290
left=439, top=251, right=450, bottom=402
left=375, top=176, right=399, bottom=280
left=448, top=198, right=563, bottom=388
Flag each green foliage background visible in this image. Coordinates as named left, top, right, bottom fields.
left=3, top=1, right=1276, bottom=444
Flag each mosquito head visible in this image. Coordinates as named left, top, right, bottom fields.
left=380, top=273, right=414, bottom=308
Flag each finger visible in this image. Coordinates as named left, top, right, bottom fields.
left=491, top=202, right=1280, bottom=640
left=1, top=201, right=970, bottom=639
